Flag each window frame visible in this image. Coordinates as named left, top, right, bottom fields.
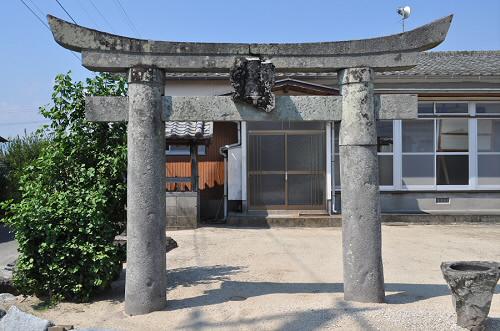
left=165, top=144, right=207, bottom=156
left=333, top=101, right=500, bottom=192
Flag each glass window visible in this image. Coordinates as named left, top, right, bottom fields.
left=478, top=155, right=500, bottom=185
left=418, top=103, right=434, bottom=114
left=478, top=119, right=500, bottom=152
left=377, top=121, right=393, bottom=152
left=287, top=134, right=325, bottom=171
left=166, top=145, right=206, bottom=156
left=436, top=119, right=468, bottom=152
left=436, top=155, right=469, bottom=185
left=249, top=174, right=285, bottom=205
left=435, top=103, right=468, bottom=114
left=402, top=155, right=434, bottom=186
left=477, top=118, right=500, bottom=186
left=249, top=135, right=285, bottom=171
left=476, top=103, right=500, bottom=114
left=288, top=174, right=324, bottom=205
left=402, top=120, right=434, bottom=152
left=379, top=155, right=393, bottom=186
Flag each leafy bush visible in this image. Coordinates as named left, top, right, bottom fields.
left=0, top=132, right=48, bottom=208
left=1, top=72, right=127, bottom=302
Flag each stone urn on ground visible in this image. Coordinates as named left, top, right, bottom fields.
left=441, top=261, right=499, bottom=331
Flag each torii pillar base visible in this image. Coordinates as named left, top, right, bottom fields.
left=125, top=67, right=167, bottom=315
left=339, top=67, right=385, bottom=303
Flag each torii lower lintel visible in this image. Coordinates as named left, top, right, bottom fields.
left=85, top=95, right=418, bottom=122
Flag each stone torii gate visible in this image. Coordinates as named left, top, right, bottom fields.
left=48, top=14, right=452, bottom=315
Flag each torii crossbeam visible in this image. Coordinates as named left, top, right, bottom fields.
left=47, top=14, right=452, bottom=315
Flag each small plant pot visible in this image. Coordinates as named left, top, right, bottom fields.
left=441, top=261, right=500, bottom=331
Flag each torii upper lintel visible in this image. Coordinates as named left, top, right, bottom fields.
left=47, top=14, right=452, bottom=73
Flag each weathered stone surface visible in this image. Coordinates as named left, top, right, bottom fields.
left=0, top=306, right=53, bottom=331
left=0, top=308, right=5, bottom=319
left=82, top=51, right=419, bottom=73
left=0, top=293, right=16, bottom=304
left=48, top=14, right=452, bottom=72
left=85, top=96, right=128, bottom=122
left=230, top=57, right=275, bottom=112
left=124, top=67, right=166, bottom=316
left=441, top=261, right=500, bottom=331
left=114, top=235, right=178, bottom=253
left=85, top=94, right=417, bottom=123
left=165, top=237, right=178, bottom=253
left=339, top=67, right=385, bottom=303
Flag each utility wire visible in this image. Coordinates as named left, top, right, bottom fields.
left=113, top=0, right=141, bottom=38
left=55, top=0, right=77, bottom=24
left=89, top=0, right=116, bottom=33
left=19, top=0, right=50, bottom=30
left=18, top=0, right=81, bottom=62
left=26, top=0, right=45, bottom=19
left=75, top=0, right=99, bottom=28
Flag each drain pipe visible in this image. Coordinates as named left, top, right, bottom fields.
left=219, top=122, right=242, bottom=220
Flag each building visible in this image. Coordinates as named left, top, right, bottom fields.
left=164, top=51, right=500, bottom=227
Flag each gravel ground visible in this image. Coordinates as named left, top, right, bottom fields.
left=1, top=224, right=499, bottom=330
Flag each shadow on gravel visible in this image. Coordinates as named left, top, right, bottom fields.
left=485, top=317, right=500, bottom=331
left=92, top=264, right=245, bottom=304
left=167, top=280, right=487, bottom=311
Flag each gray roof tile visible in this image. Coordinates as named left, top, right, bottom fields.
left=164, top=51, right=500, bottom=79
left=165, top=121, right=213, bottom=142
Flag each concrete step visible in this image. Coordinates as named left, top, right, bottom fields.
left=224, top=213, right=500, bottom=228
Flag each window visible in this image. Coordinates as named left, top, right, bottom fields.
left=402, top=120, right=435, bottom=186
left=476, top=103, right=500, bottom=115
left=477, top=119, right=500, bottom=185
left=166, top=145, right=206, bottom=156
left=436, top=118, right=469, bottom=185
left=435, top=102, right=468, bottom=114
left=377, top=121, right=393, bottom=186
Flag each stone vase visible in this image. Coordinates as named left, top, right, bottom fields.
left=441, top=261, right=499, bottom=331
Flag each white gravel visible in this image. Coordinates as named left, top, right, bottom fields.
left=1, top=224, right=499, bottom=330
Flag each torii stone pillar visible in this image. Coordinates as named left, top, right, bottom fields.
left=125, top=67, right=166, bottom=315
left=339, top=67, right=384, bottom=302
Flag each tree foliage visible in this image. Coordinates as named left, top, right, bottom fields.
left=0, top=132, right=48, bottom=209
left=1, top=72, right=127, bottom=302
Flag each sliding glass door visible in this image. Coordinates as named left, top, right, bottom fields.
left=248, top=122, right=325, bottom=210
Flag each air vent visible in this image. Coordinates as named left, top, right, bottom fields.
left=435, top=197, right=450, bottom=204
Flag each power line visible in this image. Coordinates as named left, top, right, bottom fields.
left=55, top=0, right=77, bottom=24
left=89, top=0, right=116, bottom=33
left=18, top=0, right=81, bottom=62
left=113, top=0, right=141, bottom=38
left=75, top=0, right=99, bottom=28
left=26, top=0, right=45, bottom=19
left=19, top=0, right=50, bottom=30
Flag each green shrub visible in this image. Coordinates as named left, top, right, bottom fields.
left=1, top=72, right=127, bottom=302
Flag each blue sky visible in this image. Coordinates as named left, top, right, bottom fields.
left=1, top=0, right=499, bottom=138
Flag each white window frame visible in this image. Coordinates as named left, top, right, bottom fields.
left=476, top=112, right=500, bottom=189
left=332, top=101, right=500, bottom=192
left=165, top=144, right=207, bottom=156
